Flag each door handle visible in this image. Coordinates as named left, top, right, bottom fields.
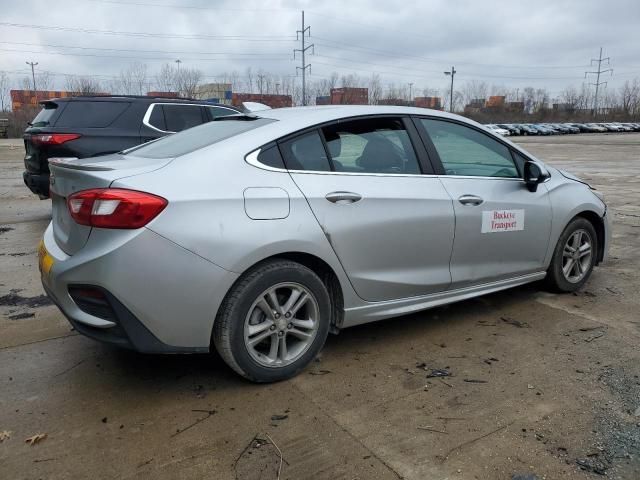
left=325, top=191, right=362, bottom=204
left=458, top=194, right=484, bottom=206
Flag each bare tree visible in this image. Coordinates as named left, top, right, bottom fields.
left=65, top=75, right=103, bottom=94
left=0, top=71, right=9, bottom=111
left=155, top=63, right=177, bottom=93
left=368, top=74, right=383, bottom=104
left=176, top=67, right=202, bottom=98
left=620, top=79, right=640, bottom=116
left=462, top=80, right=489, bottom=106
left=116, top=62, right=149, bottom=95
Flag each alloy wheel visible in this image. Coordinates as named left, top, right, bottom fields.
left=562, top=229, right=593, bottom=283
left=243, top=282, right=320, bottom=368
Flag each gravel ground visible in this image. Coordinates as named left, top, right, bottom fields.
left=0, top=133, right=639, bottom=479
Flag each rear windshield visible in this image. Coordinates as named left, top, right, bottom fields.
left=31, top=103, right=58, bottom=127
left=55, top=101, right=131, bottom=128
left=126, top=117, right=276, bottom=159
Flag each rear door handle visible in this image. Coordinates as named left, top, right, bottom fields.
left=458, top=194, right=484, bottom=206
left=325, top=191, right=362, bottom=204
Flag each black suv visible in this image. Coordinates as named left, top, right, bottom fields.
left=23, top=95, right=241, bottom=198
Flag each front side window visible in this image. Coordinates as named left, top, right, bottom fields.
left=420, top=118, right=519, bottom=178
left=322, top=117, right=420, bottom=174
left=163, top=104, right=205, bottom=132
left=280, top=131, right=331, bottom=172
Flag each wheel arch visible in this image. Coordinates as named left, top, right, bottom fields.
left=216, top=251, right=345, bottom=335
left=573, top=210, right=605, bottom=265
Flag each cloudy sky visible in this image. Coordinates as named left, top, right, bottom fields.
left=1, top=0, right=639, bottom=98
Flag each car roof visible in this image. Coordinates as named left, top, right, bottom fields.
left=255, top=105, right=473, bottom=132
left=40, top=95, right=237, bottom=108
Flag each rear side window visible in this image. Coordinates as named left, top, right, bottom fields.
left=257, top=145, right=285, bottom=169
left=322, top=117, right=420, bottom=174
left=147, top=105, right=166, bottom=131
left=163, top=104, right=205, bottom=132
left=31, top=103, right=59, bottom=127
left=280, top=131, right=332, bottom=172
left=55, top=101, right=130, bottom=128
left=206, top=106, right=237, bottom=121
left=126, top=118, right=276, bottom=159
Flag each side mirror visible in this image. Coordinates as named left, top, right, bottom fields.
left=524, top=161, right=545, bottom=192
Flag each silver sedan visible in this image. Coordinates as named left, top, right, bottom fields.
left=39, top=106, right=610, bottom=382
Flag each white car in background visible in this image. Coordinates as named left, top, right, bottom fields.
left=485, top=124, right=510, bottom=136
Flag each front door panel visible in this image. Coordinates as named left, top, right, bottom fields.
left=440, top=177, right=552, bottom=288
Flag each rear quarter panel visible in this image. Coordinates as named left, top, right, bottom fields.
left=110, top=140, right=362, bottom=310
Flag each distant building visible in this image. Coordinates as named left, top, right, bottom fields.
left=505, top=101, right=525, bottom=112
left=378, top=98, right=411, bottom=106
left=10, top=90, right=109, bottom=112
left=316, top=95, right=330, bottom=105
left=414, top=96, right=442, bottom=110
left=232, top=93, right=292, bottom=109
left=195, top=83, right=233, bottom=105
left=330, top=87, right=368, bottom=105
left=486, top=96, right=506, bottom=108
left=552, top=102, right=573, bottom=112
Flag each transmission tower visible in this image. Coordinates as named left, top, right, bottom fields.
left=584, top=47, right=613, bottom=116
left=294, top=10, right=313, bottom=106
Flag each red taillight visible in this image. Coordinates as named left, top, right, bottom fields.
left=31, top=133, right=81, bottom=145
left=67, top=189, right=167, bottom=229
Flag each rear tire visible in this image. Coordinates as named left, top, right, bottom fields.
left=213, top=259, right=331, bottom=383
left=545, top=217, right=597, bottom=293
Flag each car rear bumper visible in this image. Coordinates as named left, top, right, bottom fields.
left=40, top=223, right=239, bottom=353
left=23, top=171, right=50, bottom=198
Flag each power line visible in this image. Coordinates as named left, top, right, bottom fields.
left=0, top=22, right=295, bottom=41
left=0, top=41, right=288, bottom=57
left=294, top=11, right=313, bottom=105
left=584, top=47, right=613, bottom=115
left=87, top=0, right=294, bottom=12
left=314, top=36, right=590, bottom=70
left=0, top=47, right=290, bottom=62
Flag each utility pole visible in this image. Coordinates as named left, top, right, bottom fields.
left=294, top=10, right=313, bottom=106
left=26, top=61, right=38, bottom=98
left=444, top=66, right=456, bottom=112
left=275, top=83, right=280, bottom=95
left=585, top=47, right=612, bottom=116
left=408, top=82, right=413, bottom=104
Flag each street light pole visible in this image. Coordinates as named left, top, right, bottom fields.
left=408, top=82, right=413, bottom=104
left=444, top=66, right=456, bottom=112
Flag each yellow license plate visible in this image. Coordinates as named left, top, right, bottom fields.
left=38, top=240, right=54, bottom=276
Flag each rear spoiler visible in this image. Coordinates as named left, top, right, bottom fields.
left=242, top=102, right=272, bottom=113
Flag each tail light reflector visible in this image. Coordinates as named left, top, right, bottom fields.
left=31, top=133, right=81, bottom=145
left=67, top=188, right=167, bottom=229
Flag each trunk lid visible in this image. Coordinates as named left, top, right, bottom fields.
left=49, top=154, right=172, bottom=255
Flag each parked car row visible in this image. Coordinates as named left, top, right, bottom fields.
left=486, top=122, right=640, bottom=136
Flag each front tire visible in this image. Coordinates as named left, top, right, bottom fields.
left=546, top=217, right=597, bottom=292
left=213, top=259, right=331, bottom=382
